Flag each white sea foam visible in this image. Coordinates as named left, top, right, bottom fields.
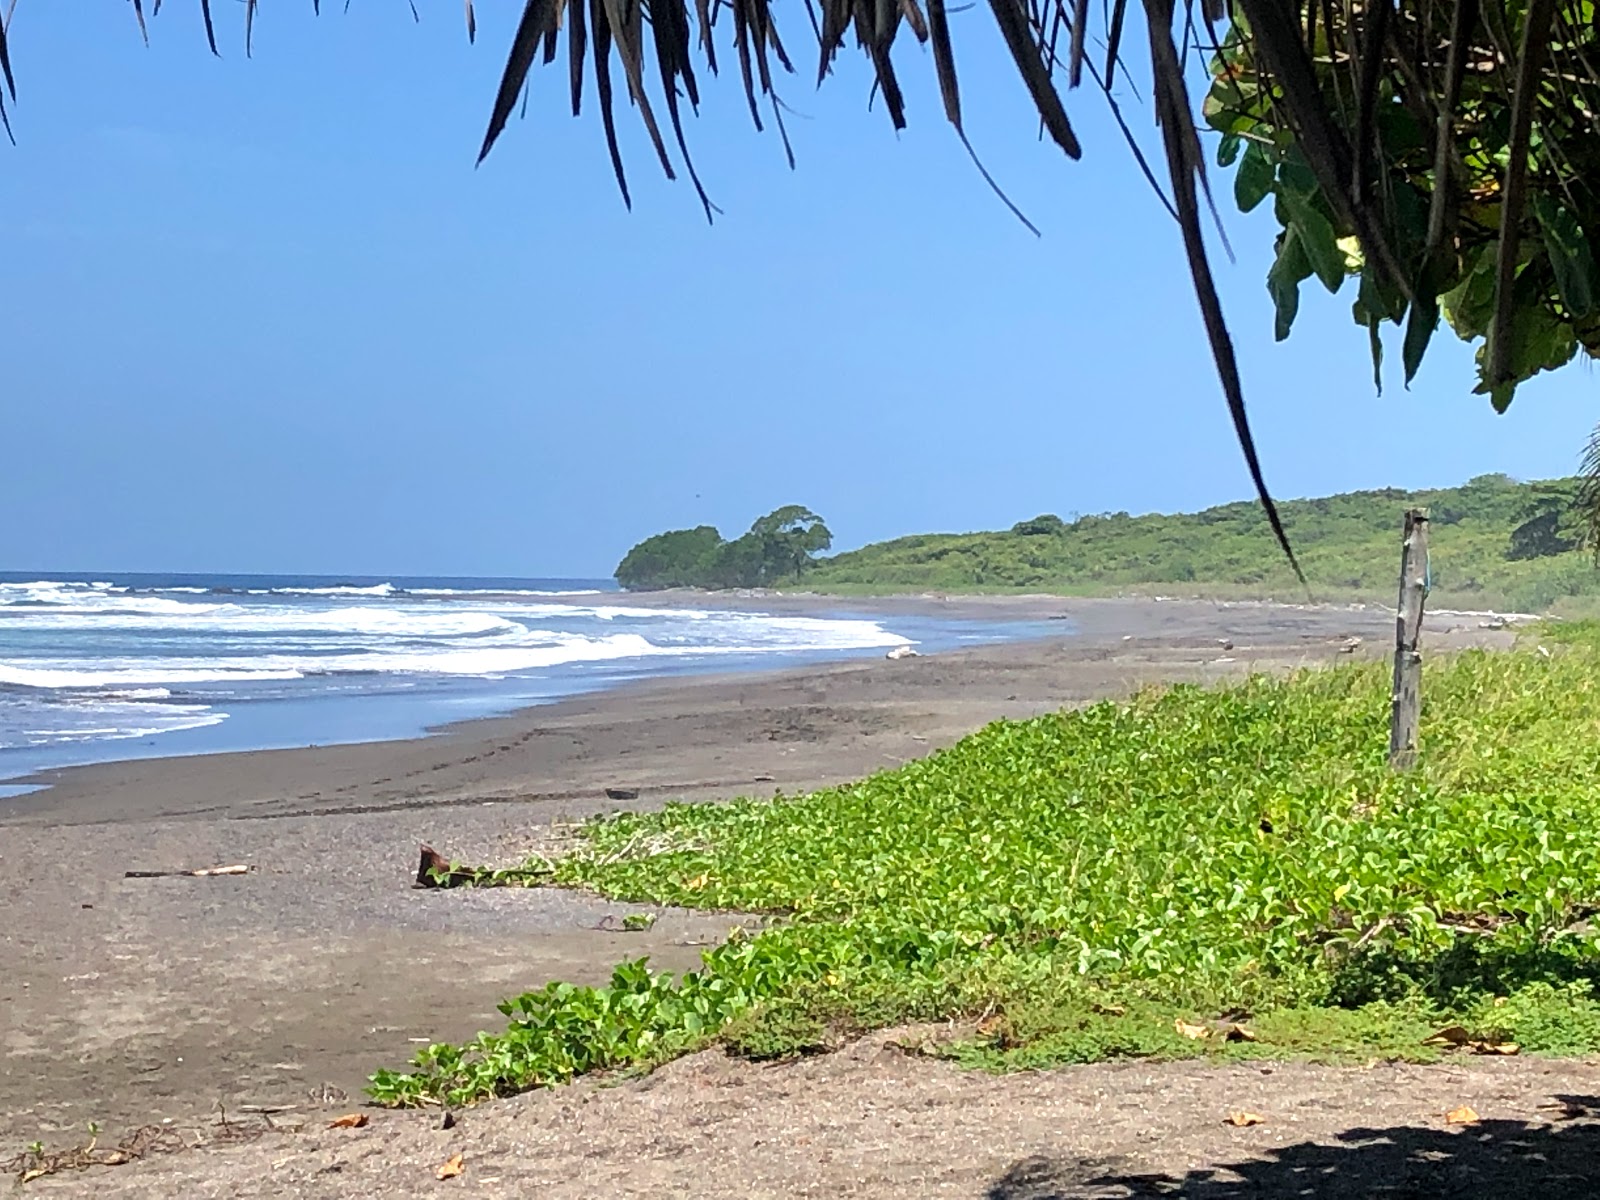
left=0, top=584, right=218, bottom=617
left=0, top=575, right=917, bottom=774
left=0, top=662, right=310, bottom=687
left=408, top=587, right=606, bottom=598
left=262, top=583, right=399, bottom=597
left=10, top=704, right=227, bottom=749
left=3, top=602, right=529, bottom=639
left=0, top=615, right=911, bottom=689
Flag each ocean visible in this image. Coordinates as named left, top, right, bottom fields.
left=0, top=573, right=1062, bottom=792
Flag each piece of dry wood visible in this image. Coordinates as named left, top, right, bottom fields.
left=415, top=845, right=479, bottom=889
left=124, top=864, right=252, bottom=879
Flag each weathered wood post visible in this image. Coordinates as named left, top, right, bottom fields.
left=1388, top=508, right=1430, bottom=770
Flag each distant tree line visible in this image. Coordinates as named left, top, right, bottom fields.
left=615, top=506, right=833, bottom=591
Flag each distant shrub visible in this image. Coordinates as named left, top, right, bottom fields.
left=1011, top=514, right=1067, bottom=537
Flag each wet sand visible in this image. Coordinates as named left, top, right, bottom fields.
left=0, top=596, right=1504, bottom=1168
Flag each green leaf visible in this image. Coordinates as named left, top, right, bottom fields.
left=1233, top=141, right=1274, bottom=213
left=1216, top=131, right=1241, bottom=168
left=1280, top=186, right=1345, bottom=293
left=1402, top=294, right=1439, bottom=386
left=1266, top=227, right=1311, bottom=342
left=1531, top=193, right=1596, bottom=319
left=1367, top=315, right=1384, bottom=393
left=1475, top=300, right=1580, bottom=411
left=1441, top=244, right=1497, bottom=341
left=1353, top=274, right=1386, bottom=393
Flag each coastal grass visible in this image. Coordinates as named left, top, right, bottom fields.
left=368, top=638, right=1600, bottom=1108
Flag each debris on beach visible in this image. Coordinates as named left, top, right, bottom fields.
left=606, top=786, right=641, bottom=800
left=415, top=845, right=481, bottom=889
left=124, top=864, right=252, bottom=880
left=437, top=1151, right=466, bottom=1180
left=414, top=844, right=553, bottom=889
left=885, top=645, right=919, bottom=660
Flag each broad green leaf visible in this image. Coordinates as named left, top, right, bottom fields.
left=1267, top=227, right=1311, bottom=341
left=1353, top=274, right=1386, bottom=392
left=1280, top=186, right=1345, bottom=292
left=1233, top=141, right=1274, bottom=213
left=1402, top=294, right=1439, bottom=385
left=1476, top=301, right=1580, bottom=411
left=1441, top=244, right=1497, bottom=341
left=1216, top=131, right=1241, bottom=168
left=1366, top=315, right=1384, bottom=393
left=1531, top=193, right=1596, bottom=319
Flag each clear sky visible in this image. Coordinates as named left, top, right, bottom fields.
left=2, top=6, right=1594, bottom=578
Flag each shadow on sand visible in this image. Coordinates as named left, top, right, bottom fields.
left=986, top=1094, right=1600, bottom=1198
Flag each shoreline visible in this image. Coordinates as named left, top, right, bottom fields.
left=0, top=589, right=1080, bottom=802
left=0, top=589, right=1530, bottom=810
left=4, top=593, right=1399, bottom=826
left=0, top=598, right=1511, bottom=1153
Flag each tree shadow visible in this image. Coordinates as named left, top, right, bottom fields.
left=986, top=1095, right=1600, bottom=1199
left=1323, top=937, right=1600, bottom=1010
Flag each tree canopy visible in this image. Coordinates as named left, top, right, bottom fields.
left=6, top=3, right=1599, bottom=556
left=615, top=505, right=834, bottom=589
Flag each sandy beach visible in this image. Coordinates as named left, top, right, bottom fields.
left=6, top=594, right=1567, bottom=1196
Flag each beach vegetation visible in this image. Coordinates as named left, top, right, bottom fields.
left=615, top=506, right=831, bottom=590
left=801, top=474, right=1599, bottom=613
left=613, top=475, right=1600, bottom=613
left=368, top=632, right=1600, bottom=1108
left=614, top=526, right=726, bottom=591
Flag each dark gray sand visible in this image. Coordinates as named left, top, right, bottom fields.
left=5, top=595, right=1570, bottom=1197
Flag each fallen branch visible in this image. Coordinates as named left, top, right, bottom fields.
left=124, top=864, right=252, bottom=880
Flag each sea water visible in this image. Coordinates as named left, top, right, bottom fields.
left=0, top=573, right=1064, bottom=788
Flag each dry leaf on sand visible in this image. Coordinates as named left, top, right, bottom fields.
left=327, top=1113, right=368, bottom=1129
left=1225, top=1111, right=1265, bottom=1127
left=1424, top=1025, right=1520, bottom=1056
left=437, top=1152, right=465, bottom=1180
left=1470, top=1040, right=1519, bottom=1056
left=1445, top=1105, right=1481, bottom=1125
left=1174, top=1019, right=1210, bottom=1040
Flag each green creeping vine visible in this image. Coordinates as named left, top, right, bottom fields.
left=371, top=636, right=1600, bottom=1108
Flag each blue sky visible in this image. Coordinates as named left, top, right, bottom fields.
left=1, top=6, right=1594, bottom=577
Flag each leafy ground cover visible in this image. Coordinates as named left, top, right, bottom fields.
left=370, top=635, right=1600, bottom=1108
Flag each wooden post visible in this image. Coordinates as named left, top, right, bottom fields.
left=1389, top=508, right=1430, bottom=770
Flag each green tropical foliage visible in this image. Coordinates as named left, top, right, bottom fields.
left=613, top=526, right=726, bottom=590
left=369, top=634, right=1600, bottom=1107
left=1205, top=4, right=1600, bottom=410
left=615, top=505, right=832, bottom=589
left=802, top=474, right=1597, bottom=611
